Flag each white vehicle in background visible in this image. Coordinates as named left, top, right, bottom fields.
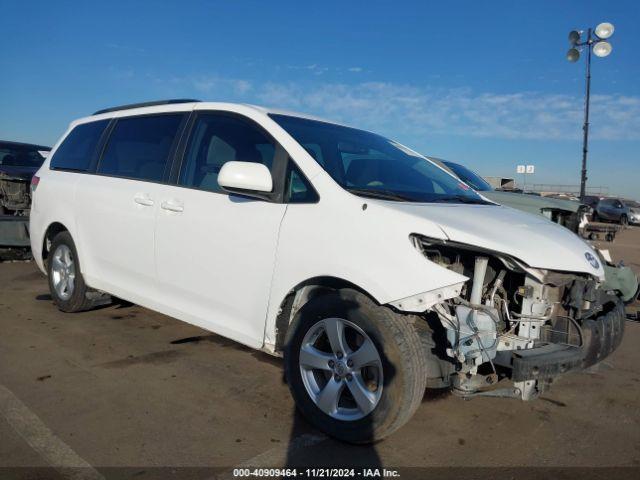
left=625, top=200, right=640, bottom=225
left=30, top=100, right=625, bottom=443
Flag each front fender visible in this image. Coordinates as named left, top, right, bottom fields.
left=262, top=183, right=468, bottom=349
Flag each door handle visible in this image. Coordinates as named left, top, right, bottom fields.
left=134, top=193, right=154, bottom=206
left=161, top=200, right=184, bottom=213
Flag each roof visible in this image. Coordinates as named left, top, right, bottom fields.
left=71, top=100, right=348, bottom=131
left=0, top=140, right=51, bottom=151
left=92, top=99, right=201, bottom=115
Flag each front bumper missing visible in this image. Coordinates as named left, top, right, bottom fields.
left=511, top=300, right=625, bottom=382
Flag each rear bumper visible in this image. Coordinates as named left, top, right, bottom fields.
left=511, top=300, right=625, bottom=382
left=0, top=216, right=30, bottom=247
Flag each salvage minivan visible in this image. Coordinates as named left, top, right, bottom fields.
left=30, top=100, right=626, bottom=443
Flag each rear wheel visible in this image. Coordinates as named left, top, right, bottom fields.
left=47, top=231, right=95, bottom=312
left=284, top=289, right=427, bottom=443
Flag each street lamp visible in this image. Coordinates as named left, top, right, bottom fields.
left=566, top=22, right=614, bottom=201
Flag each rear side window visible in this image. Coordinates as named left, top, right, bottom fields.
left=179, top=114, right=276, bottom=193
left=50, top=120, right=109, bottom=171
left=98, top=114, right=184, bottom=182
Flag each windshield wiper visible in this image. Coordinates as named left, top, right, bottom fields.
left=433, top=195, right=492, bottom=205
left=346, top=188, right=413, bottom=202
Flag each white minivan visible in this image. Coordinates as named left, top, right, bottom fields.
left=30, top=100, right=625, bottom=443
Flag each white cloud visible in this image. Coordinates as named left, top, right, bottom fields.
left=153, top=74, right=640, bottom=141
left=189, top=76, right=252, bottom=95
left=254, top=82, right=640, bottom=141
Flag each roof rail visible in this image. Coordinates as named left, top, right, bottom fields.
left=93, top=99, right=201, bottom=115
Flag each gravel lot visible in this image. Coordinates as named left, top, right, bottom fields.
left=1, top=228, right=639, bottom=478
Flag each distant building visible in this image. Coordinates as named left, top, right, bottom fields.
left=484, top=176, right=515, bottom=190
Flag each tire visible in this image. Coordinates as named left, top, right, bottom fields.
left=620, top=214, right=628, bottom=227
left=284, top=289, right=427, bottom=443
left=47, top=231, right=95, bottom=312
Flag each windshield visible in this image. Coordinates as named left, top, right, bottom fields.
left=0, top=144, right=48, bottom=168
left=442, top=161, right=493, bottom=192
left=270, top=115, right=490, bottom=204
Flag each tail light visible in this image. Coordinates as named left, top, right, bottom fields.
left=31, top=175, right=40, bottom=192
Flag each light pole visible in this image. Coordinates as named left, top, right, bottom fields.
left=566, top=22, right=614, bottom=201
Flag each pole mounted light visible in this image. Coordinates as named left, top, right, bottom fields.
left=566, top=22, right=615, bottom=201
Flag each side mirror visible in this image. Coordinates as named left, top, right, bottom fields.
left=218, top=161, right=273, bottom=199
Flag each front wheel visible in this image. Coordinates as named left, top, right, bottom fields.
left=284, top=289, right=427, bottom=443
left=620, top=214, right=628, bottom=227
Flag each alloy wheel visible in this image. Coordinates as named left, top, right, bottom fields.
left=299, top=317, right=383, bottom=421
left=51, top=244, right=76, bottom=301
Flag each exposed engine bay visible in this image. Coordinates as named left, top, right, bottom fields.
left=411, top=234, right=625, bottom=401
left=0, top=141, right=48, bottom=254
left=0, top=175, right=32, bottom=215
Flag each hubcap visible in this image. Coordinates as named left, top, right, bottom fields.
left=299, top=318, right=383, bottom=421
left=51, top=245, right=76, bottom=301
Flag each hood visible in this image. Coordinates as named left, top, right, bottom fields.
left=482, top=190, right=581, bottom=214
left=0, top=165, right=38, bottom=181
left=380, top=202, right=604, bottom=279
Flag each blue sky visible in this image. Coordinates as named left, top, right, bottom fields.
left=1, top=0, right=639, bottom=198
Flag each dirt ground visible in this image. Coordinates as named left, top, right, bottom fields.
left=1, top=228, right=639, bottom=479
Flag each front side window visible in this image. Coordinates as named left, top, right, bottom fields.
left=285, top=161, right=319, bottom=203
left=270, top=114, right=489, bottom=204
left=50, top=120, right=109, bottom=171
left=98, top=114, right=183, bottom=182
left=179, top=114, right=276, bottom=193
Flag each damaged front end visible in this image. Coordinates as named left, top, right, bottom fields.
left=410, top=234, right=625, bottom=401
left=0, top=173, right=33, bottom=252
left=0, top=173, right=32, bottom=214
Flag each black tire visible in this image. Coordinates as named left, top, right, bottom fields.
left=284, top=289, right=427, bottom=443
left=47, top=231, right=95, bottom=312
left=620, top=214, right=628, bottom=227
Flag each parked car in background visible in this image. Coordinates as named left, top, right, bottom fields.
left=0, top=141, right=51, bottom=255
left=593, top=197, right=631, bottom=226
left=0, top=140, right=50, bottom=215
left=624, top=200, right=640, bottom=225
left=30, top=100, right=627, bottom=443
left=430, top=158, right=638, bottom=303
left=429, top=158, right=589, bottom=233
left=582, top=195, right=601, bottom=209
left=543, top=193, right=581, bottom=202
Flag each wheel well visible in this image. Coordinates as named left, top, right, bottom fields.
left=42, top=222, right=69, bottom=263
left=273, top=276, right=377, bottom=353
